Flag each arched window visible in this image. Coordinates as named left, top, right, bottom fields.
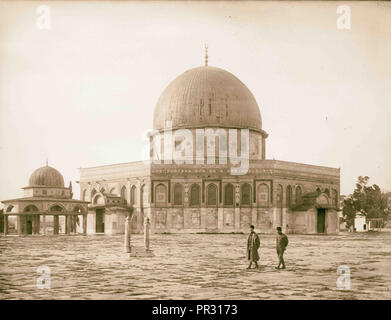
left=173, top=183, right=183, bottom=205
left=324, top=188, right=330, bottom=197
left=241, top=183, right=251, bottom=205
left=93, top=195, right=105, bottom=206
left=224, top=183, right=234, bottom=206
left=49, top=205, right=63, bottom=212
left=295, top=186, right=302, bottom=205
left=286, top=185, right=292, bottom=208
left=120, top=186, right=127, bottom=202
left=24, top=205, right=39, bottom=212
left=73, top=206, right=84, bottom=215
left=190, top=184, right=200, bottom=206
left=207, top=183, right=217, bottom=206
left=258, top=184, right=269, bottom=206
left=130, top=185, right=136, bottom=206
left=155, top=184, right=167, bottom=205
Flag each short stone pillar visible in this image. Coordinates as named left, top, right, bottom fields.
left=129, top=215, right=154, bottom=257
left=124, top=215, right=131, bottom=253
left=144, top=217, right=151, bottom=252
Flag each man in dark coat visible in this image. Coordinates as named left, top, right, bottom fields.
left=275, top=226, right=288, bottom=269
left=247, top=225, right=260, bottom=269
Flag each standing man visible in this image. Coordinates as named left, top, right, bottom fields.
left=247, top=225, right=260, bottom=269
left=275, top=227, right=288, bottom=270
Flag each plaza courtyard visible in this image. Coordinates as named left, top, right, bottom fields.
left=0, top=232, right=390, bottom=300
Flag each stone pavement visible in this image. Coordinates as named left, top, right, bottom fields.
left=0, top=231, right=390, bottom=299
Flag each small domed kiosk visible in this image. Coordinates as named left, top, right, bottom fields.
left=1, top=163, right=89, bottom=235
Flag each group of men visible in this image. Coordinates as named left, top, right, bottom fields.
left=247, top=225, right=288, bottom=270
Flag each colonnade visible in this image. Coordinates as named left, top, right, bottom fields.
left=2, top=214, right=87, bottom=236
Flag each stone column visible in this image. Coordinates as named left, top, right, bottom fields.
left=144, top=217, right=151, bottom=252
left=53, top=215, right=59, bottom=235
left=42, top=215, right=46, bottom=235
left=4, top=215, right=8, bottom=235
left=73, top=216, right=77, bottom=233
left=23, top=216, right=28, bottom=235
left=32, top=215, right=37, bottom=235
left=82, top=214, right=87, bottom=235
left=124, top=215, right=131, bottom=253
left=66, top=215, right=71, bottom=234
left=17, top=216, right=22, bottom=235
left=36, top=215, right=40, bottom=234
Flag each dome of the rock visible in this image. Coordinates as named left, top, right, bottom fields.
left=153, top=66, right=262, bottom=132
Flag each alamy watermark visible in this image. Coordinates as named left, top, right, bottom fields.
left=143, top=121, right=251, bottom=175
left=336, top=5, right=351, bottom=30
left=336, top=265, right=351, bottom=290
left=36, top=5, right=51, bottom=30
left=36, top=265, right=51, bottom=289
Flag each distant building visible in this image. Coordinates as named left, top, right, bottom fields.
left=354, top=213, right=368, bottom=232
left=1, top=164, right=89, bottom=235
left=354, top=213, right=384, bottom=232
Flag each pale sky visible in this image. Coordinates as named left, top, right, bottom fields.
left=0, top=1, right=390, bottom=204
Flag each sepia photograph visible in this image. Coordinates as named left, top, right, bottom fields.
left=0, top=0, right=390, bottom=306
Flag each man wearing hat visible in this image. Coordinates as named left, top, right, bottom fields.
left=275, top=226, right=288, bottom=269
left=247, top=225, right=260, bottom=269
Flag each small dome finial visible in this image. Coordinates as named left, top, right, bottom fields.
left=204, top=43, right=208, bottom=67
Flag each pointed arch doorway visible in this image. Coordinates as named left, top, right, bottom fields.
left=317, top=208, right=326, bottom=233
left=96, top=208, right=105, bottom=233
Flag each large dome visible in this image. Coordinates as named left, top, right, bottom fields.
left=153, top=66, right=262, bottom=132
left=28, top=165, right=65, bottom=187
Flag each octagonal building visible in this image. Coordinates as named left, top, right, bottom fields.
left=79, top=62, right=340, bottom=235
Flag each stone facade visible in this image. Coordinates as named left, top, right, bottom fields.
left=79, top=159, right=340, bottom=235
